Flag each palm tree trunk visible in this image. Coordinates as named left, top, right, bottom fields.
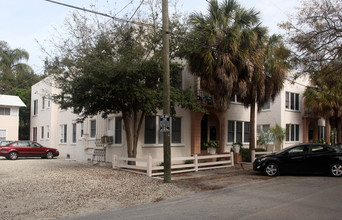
left=249, top=101, right=256, bottom=152
left=217, top=111, right=227, bottom=154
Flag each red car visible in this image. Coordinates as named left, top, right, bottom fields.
left=0, top=141, right=59, bottom=160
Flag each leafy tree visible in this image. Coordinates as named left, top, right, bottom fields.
left=0, top=41, right=41, bottom=139
left=48, top=7, right=201, bottom=159
left=280, top=0, right=342, bottom=76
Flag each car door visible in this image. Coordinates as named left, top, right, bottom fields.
left=281, top=145, right=310, bottom=173
left=16, top=141, right=31, bottom=156
left=29, top=142, right=45, bottom=156
left=305, top=145, right=334, bottom=173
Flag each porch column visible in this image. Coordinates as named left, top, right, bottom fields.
left=191, top=112, right=203, bottom=155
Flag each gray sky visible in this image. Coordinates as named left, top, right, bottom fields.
left=0, top=0, right=298, bottom=75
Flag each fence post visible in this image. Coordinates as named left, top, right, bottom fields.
left=251, top=150, right=255, bottom=163
left=147, top=154, right=152, bottom=177
left=112, top=154, right=117, bottom=169
left=230, top=152, right=234, bottom=166
left=194, top=154, right=198, bottom=172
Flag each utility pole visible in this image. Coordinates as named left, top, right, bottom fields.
left=162, top=0, right=171, bottom=183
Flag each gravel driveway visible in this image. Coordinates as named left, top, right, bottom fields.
left=0, top=158, right=268, bottom=219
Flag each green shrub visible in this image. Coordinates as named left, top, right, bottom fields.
left=240, top=148, right=251, bottom=162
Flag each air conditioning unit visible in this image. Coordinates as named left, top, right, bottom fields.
left=101, top=136, right=113, bottom=144
left=107, top=136, right=114, bottom=144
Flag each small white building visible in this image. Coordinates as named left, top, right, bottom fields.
left=0, top=94, right=26, bottom=141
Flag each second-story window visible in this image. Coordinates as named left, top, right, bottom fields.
left=33, top=100, right=38, bottom=115
left=90, top=120, right=96, bottom=139
left=286, top=92, right=299, bottom=111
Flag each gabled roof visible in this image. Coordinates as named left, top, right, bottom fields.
left=0, top=95, right=26, bottom=107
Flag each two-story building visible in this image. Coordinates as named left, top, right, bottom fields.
left=31, top=71, right=323, bottom=162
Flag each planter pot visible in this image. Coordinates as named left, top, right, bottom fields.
left=208, top=147, right=217, bottom=155
left=233, top=145, right=241, bottom=153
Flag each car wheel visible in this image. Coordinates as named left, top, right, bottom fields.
left=46, top=151, right=54, bottom=159
left=330, top=163, right=342, bottom=177
left=8, top=152, right=18, bottom=160
left=265, top=163, right=279, bottom=177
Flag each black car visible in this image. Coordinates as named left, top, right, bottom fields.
left=253, top=143, right=342, bottom=177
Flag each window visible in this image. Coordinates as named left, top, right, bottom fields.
left=144, top=116, right=156, bottom=144
left=46, top=125, right=50, bottom=139
left=107, top=117, right=122, bottom=145
left=41, top=126, right=44, bottom=139
left=286, top=124, right=300, bottom=142
left=228, top=121, right=250, bottom=143
left=115, top=117, right=122, bottom=144
left=33, top=127, right=37, bottom=142
left=0, top=129, right=6, bottom=141
left=285, top=92, right=299, bottom=111
left=262, top=101, right=271, bottom=110
left=33, top=100, right=38, bottom=115
left=90, top=120, right=96, bottom=139
left=144, top=116, right=182, bottom=145
left=318, top=126, right=325, bottom=140
left=47, top=100, right=51, bottom=108
left=11, top=108, right=18, bottom=116
left=80, top=123, right=84, bottom=138
left=257, top=124, right=270, bottom=132
left=60, top=124, right=67, bottom=143
left=72, top=123, right=77, bottom=143
left=0, top=107, right=10, bottom=115
left=42, top=97, right=45, bottom=110
left=288, top=145, right=308, bottom=154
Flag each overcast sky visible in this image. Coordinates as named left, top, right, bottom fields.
left=0, top=0, right=299, bottom=75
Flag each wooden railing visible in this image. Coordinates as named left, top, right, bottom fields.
left=112, top=153, right=234, bottom=177
left=251, top=150, right=273, bottom=162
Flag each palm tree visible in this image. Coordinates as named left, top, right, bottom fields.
left=0, top=41, right=34, bottom=92
left=184, top=0, right=265, bottom=152
left=240, top=34, right=289, bottom=152
left=304, top=67, right=342, bottom=144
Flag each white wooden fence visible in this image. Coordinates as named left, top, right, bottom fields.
left=112, top=153, right=234, bottom=177
left=251, top=150, right=273, bottom=162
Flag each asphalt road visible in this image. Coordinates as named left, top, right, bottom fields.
left=66, top=175, right=342, bottom=220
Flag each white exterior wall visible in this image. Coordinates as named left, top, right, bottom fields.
left=257, top=74, right=320, bottom=149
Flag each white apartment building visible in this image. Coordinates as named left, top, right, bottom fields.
left=0, top=94, right=26, bottom=141
left=31, top=71, right=320, bottom=162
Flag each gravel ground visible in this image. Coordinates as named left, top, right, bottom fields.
left=0, top=158, right=268, bottom=220
left=0, top=158, right=194, bottom=220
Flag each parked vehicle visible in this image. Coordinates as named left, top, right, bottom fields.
left=0, top=140, right=14, bottom=146
left=253, top=143, right=342, bottom=177
left=0, top=141, right=59, bottom=160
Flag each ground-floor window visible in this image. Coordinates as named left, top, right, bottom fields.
left=228, top=121, right=250, bottom=144
left=0, top=129, right=6, bottom=141
left=60, top=124, right=67, bottom=143
left=286, top=124, right=299, bottom=142
left=144, top=116, right=182, bottom=145
left=33, top=127, right=37, bottom=142
left=90, top=120, right=96, bottom=139
left=41, top=126, right=44, bottom=139
left=72, top=123, right=77, bottom=143
left=318, top=126, right=325, bottom=141
left=107, top=117, right=122, bottom=144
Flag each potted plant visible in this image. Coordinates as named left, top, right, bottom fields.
left=204, top=140, right=219, bottom=154
left=232, top=141, right=242, bottom=153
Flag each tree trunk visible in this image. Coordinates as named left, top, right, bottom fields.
left=217, top=111, right=227, bottom=154
left=325, top=115, right=331, bottom=145
left=249, top=101, right=256, bottom=152
left=123, top=112, right=145, bottom=165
